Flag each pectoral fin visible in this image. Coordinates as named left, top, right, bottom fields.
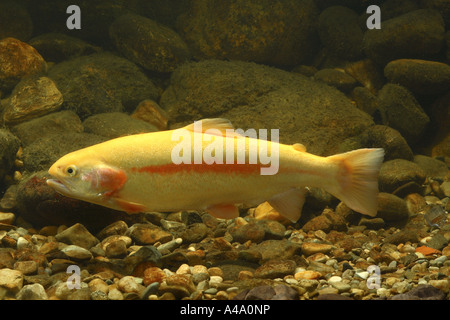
left=114, top=198, right=147, bottom=213
left=267, top=187, right=307, bottom=222
left=206, top=204, right=240, bottom=219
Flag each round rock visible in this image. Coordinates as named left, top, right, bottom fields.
left=384, top=59, right=450, bottom=95
left=2, top=75, right=63, bottom=125
left=16, top=283, right=48, bottom=300
left=177, top=0, right=320, bottom=66
left=109, top=13, right=190, bottom=73
left=377, top=84, right=430, bottom=144
left=48, top=52, right=159, bottom=120
left=363, top=9, right=445, bottom=65
left=379, top=159, right=427, bottom=193
left=0, top=37, right=46, bottom=92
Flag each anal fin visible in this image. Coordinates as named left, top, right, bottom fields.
left=206, top=204, right=240, bottom=219
left=267, top=187, right=307, bottom=222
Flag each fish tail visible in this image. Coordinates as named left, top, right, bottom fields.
left=326, top=148, right=384, bottom=217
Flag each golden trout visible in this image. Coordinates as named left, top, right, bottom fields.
left=46, top=119, right=384, bottom=222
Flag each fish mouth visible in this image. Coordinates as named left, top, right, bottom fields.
left=46, top=178, right=71, bottom=196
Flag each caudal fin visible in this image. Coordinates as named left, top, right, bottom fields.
left=326, top=148, right=384, bottom=217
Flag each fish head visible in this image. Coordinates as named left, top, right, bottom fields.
left=47, top=152, right=127, bottom=203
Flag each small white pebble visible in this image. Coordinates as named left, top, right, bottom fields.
left=294, top=267, right=306, bottom=273
left=420, top=236, right=432, bottom=244
left=209, top=276, right=223, bottom=284
left=285, top=278, right=299, bottom=285
left=418, top=278, right=428, bottom=285
left=328, top=276, right=342, bottom=283
left=17, top=237, right=29, bottom=250
left=355, top=271, right=369, bottom=280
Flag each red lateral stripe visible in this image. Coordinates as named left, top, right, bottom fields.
left=130, top=162, right=268, bottom=175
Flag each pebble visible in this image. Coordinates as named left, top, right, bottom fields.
left=301, top=242, right=333, bottom=256
left=156, top=238, right=182, bottom=253
left=0, top=212, right=15, bottom=225
left=245, top=285, right=276, bottom=300
left=330, top=281, right=351, bottom=293
left=16, top=237, right=29, bottom=250
left=131, top=99, right=169, bottom=131
left=0, top=268, right=23, bottom=293
left=294, top=271, right=322, bottom=280
left=126, top=223, right=172, bottom=245
left=141, top=282, right=160, bottom=300
left=16, top=283, right=48, bottom=300
left=209, top=276, right=223, bottom=285
left=254, top=260, right=296, bottom=279
left=104, top=239, right=128, bottom=258
left=13, top=260, right=37, bottom=275
left=55, top=223, right=99, bottom=249
left=108, top=288, right=124, bottom=300
left=117, top=276, right=145, bottom=295
left=88, top=279, right=109, bottom=295
left=143, top=267, right=166, bottom=286
left=229, top=222, right=265, bottom=244
left=61, top=244, right=93, bottom=260
left=390, top=284, right=446, bottom=300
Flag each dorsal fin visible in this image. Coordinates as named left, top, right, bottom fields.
left=181, top=118, right=238, bottom=137
left=293, top=143, right=306, bottom=152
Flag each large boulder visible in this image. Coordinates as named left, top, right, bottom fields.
left=48, top=52, right=159, bottom=120
left=110, top=13, right=191, bottom=73
left=363, top=9, right=445, bottom=66
left=160, top=60, right=374, bottom=156
left=176, top=0, right=320, bottom=67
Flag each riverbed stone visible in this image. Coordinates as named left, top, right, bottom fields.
left=161, top=59, right=374, bottom=156
left=110, top=13, right=190, bottom=73
left=363, top=9, right=445, bottom=65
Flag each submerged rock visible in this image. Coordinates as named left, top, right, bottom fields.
left=2, top=75, right=63, bottom=125
left=110, top=13, right=190, bottom=73
left=10, top=111, right=83, bottom=147
left=339, top=125, right=414, bottom=161
left=0, top=129, right=20, bottom=182
left=384, top=59, right=450, bottom=96
left=379, top=159, right=427, bottom=193
left=48, top=52, right=159, bottom=120
left=161, top=60, right=374, bottom=156
left=177, top=0, right=320, bottom=67
left=0, top=37, right=46, bottom=92
left=363, top=9, right=445, bottom=65
left=83, top=112, right=158, bottom=139
left=377, top=84, right=430, bottom=144
left=390, top=284, right=446, bottom=300
left=22, top=132, right=106, bottom=173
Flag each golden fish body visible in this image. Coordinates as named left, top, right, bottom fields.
left=47, top=119, right=384, bottom=221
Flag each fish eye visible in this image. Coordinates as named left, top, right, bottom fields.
left=65, top=165, right=78, bottom=176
